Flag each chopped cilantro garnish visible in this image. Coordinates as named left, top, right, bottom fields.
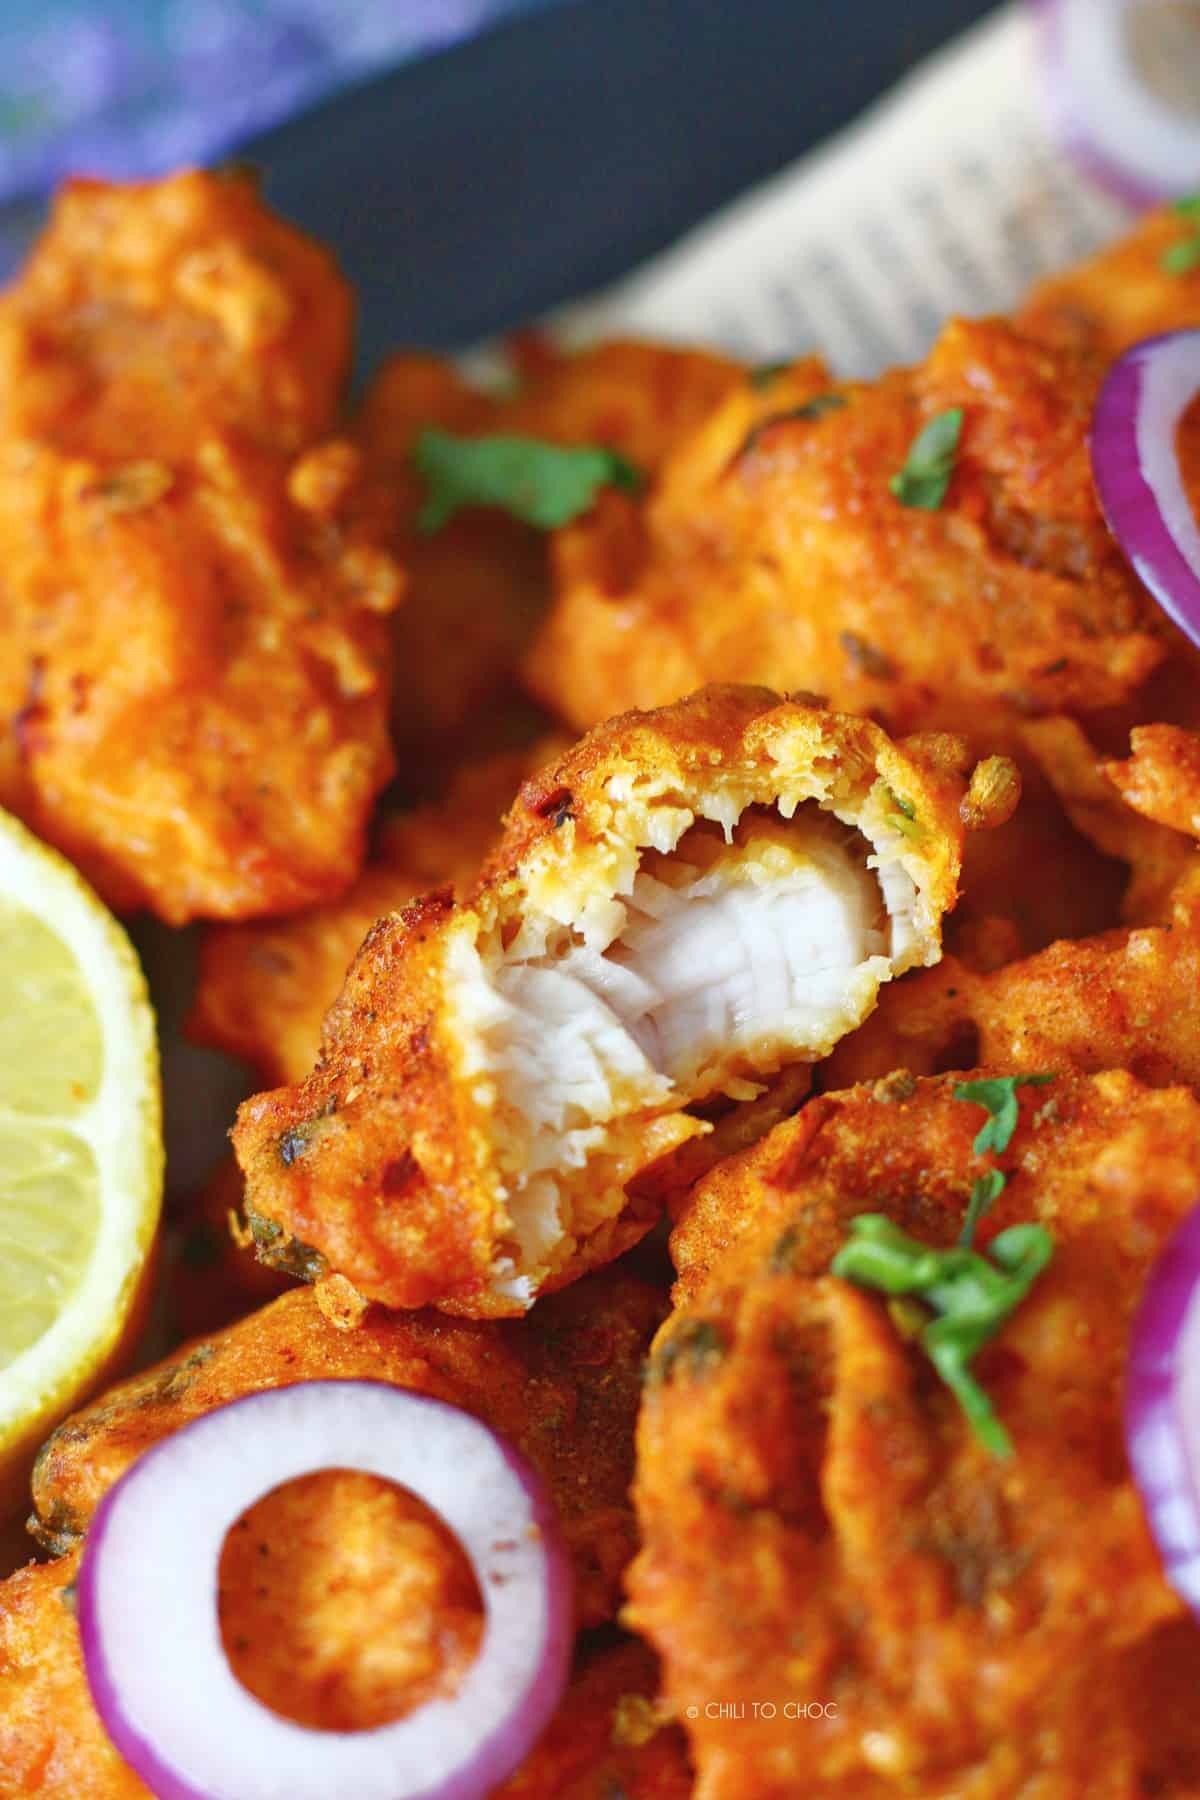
left=953, top=1074, right=1054, bottom=1158
left=1163, top=236, right=1200, bottom=276
left=1164, top=198, right=1200, bottom=273
left=831, top=1214, right=1053, bottom=1456
left=889, top=407, right=964, bottom=510
left=413, top=429, right=642, bottom=533
left=961, top=1168, right=1007, bottom=1247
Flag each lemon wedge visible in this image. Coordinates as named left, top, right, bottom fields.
left=0, top=808, right=161, bottom=1510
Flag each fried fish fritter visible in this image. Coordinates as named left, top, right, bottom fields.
left=359, top=339, right=742, bottom=760
left=523, top=319, right=1174, bottom=754
left=233, top=686, right=1013, bottom=1315
left=0, top=171, right=400, bottom=921
left=633, top=1069, right=1200, bottom=1797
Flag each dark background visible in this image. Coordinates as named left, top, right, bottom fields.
left=249, top=0, right=1002, bottom=363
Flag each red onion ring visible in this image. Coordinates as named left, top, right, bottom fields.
left=1126, top=1205, right=1200, bottom=1612
left=77, top=1382, right=572, bottom=1800
left=1091, top=329, right=1200, bottom=650
left=1033, top=0, right=1200, bottom=203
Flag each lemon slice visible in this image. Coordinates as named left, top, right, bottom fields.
left=0, top=808, right=161, bottom=1510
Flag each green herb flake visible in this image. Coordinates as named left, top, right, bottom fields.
left=960, top=1168, right=1007, bottom=1248
left=413, top=429, right=642, bottom=533
left=1175, top=193, right=1200, bottom=220
left=1162, top=236, right=1200, bottom=276
left=889, top=407, right=964, bottom=511
left=831, top=1214, right=1054, bottom=1457
left=953, top=1074, right=1054, bottom=1159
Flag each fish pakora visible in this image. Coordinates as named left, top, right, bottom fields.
left=360, top=339, right=741, bottom=763
left=523, top=319, right=1175, bottom=755
left=233, top=685, right=1015, bottom=1314
left=633, top=1069, right=1200, bottom=1797
left=0, top=170, right=401, bottom=921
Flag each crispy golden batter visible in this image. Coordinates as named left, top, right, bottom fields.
left=0, top=1551, right=144, bottom=1798
left=633, top=1070, right=1200, bottom=1797
left=360, top=339, right=741, bottom=757
left=216, top=1468, right=483, bottom=1730
left=32, top=1270, right=660, bottom=1630
left=523, top=320, right=1175, bottom=752
left=233, top=687, right=1007, bottom=1315
left=0, top=171, right=400, bottom=921
left=189, top=741, right=566, bottom=1088
left=1018, top=204, right=1200, bottom=359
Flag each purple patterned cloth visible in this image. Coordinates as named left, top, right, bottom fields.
left=0, top=0, right=545, bottom=272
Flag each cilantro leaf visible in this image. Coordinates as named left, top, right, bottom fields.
left=413, top=430, right=643, bottom=533
left=953, top=1074, right=1054, bottom=1159
left=1163, top=236, right=1200, bottom=276
left=1174, top=194, right=1200, bottom=221
left=960, top=1169, right=1006, bottom=1249
left=831, top=1214, right=1053, bottom=1456
left=889, top=407, right=964, bottom=510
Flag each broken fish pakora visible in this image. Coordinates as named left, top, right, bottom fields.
left=523, top=319, right=1170, bottom=751
left=634, top=1070, right=1200, bottom=1797
left=189, top=740, right=566, bottom=1089
left=31, top=1270, right=661, bottom=1631
left=360, top=338, right=741, bottom=759
left=0, top=171, right=400, bottom=922
left=233, top=686, right=1012, bottom=1315
left=1018, top=202, right=1200, bottom=360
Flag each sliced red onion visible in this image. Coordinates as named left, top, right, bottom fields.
left=1034, top=0, right=1200, bottom=203
left=1126, top=1205, right=1200, bottom=1613
left=77, top=1382, right=572, bottom=1800
left=1091, top=329, right=1200, bottom=650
